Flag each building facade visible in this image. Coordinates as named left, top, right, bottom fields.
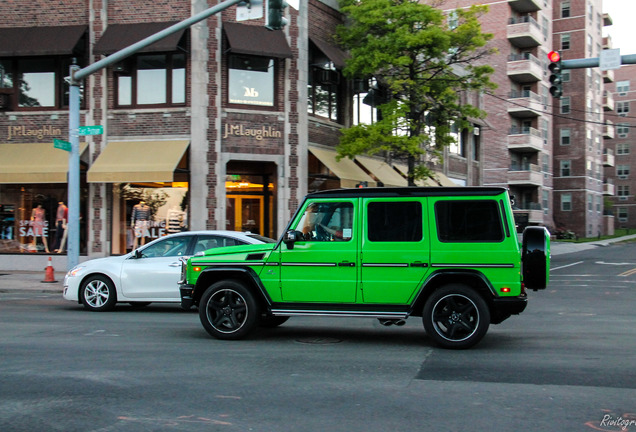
left=604, top=64, right=636, bottom=230
left=0, top=0, right=474, bottom=260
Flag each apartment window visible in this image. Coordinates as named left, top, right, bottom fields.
left=561, top=1, right=570, bottom=18
left=308, top=43, right=343, bottom=122
left=560, top=128, right=571, bottom=145
left=617, top=80, right=630, bottom=95
left=0, top=57, right=84, bottom=110
left=617, top=164, right=630, bottom=179
left=617, top=143, right=630, bottom=155
left=563, top=70, right=571, bottom=82
left=561, top=193, right=572, bottom=211
left=560, top=160, right=571, bottom=177
left=617, top=185, right=630, bottom=197
left=617, top=101, right=630, bottom=117
left=617, top=123, right=630, bottom=137
left=448, top=11, right=459, bottom=30
left=618, top=207, right=628, bottom=222
left=560, top=96, right=571, bottom=114
left=542, top=190, right=549, bottom=214
left=561, top=34, right=571, bottom=50
left=596, top=195, right=602, bottom=213
left=116, top=53, right=186, bottom=107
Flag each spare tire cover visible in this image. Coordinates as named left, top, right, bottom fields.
left=522, top=226, right=550, bottom=290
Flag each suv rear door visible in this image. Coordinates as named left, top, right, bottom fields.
left=360, top=198, right=431, bottom=304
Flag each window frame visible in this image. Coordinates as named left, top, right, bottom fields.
left=114, top=51, right=187, bottom=109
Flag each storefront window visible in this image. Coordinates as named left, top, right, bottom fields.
left=0, top=185, right=87, bottom=254
left=228, top=55, right=275, bottom=107
left=225, top=168, right=276, bottom=239
left=112, top=184, right=189, bottom=254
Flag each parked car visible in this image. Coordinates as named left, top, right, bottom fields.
left=179, top=187, right=550, bottom=349
left=63, top=230, right=275, bottom=311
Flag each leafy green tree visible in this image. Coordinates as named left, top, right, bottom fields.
left=335, top=0, right=496, bottom=185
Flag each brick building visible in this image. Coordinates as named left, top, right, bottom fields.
left=0, top=0, right=469, bottom=260
left=604, top=64, right=636, bottom=229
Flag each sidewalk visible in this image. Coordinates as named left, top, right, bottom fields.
left=1, top=234, right=635, bottom=293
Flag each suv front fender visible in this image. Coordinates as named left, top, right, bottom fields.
left=191, top=267, right=273, bottom=309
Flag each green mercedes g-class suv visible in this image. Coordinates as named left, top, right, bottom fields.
left=179, top=187, right=549, bottom=349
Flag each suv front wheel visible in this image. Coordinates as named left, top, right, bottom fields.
left=422, top=284, right=490, bottom=349
left=199, top=280, right=259, bottom=340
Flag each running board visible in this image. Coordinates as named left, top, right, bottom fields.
left=270, top=309, right=409, bottom=319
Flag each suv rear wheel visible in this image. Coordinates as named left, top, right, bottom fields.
left=199, top=280, right=259, bottom=340
left=422, top=284, right=490, bottom=349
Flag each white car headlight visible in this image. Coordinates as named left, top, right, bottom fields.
left=67, top=265, right=86, bottom=277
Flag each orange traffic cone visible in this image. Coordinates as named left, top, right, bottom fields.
left=42, top=257, right=57, bottom=283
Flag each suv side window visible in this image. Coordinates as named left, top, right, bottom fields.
left=435, top=200, right=504, bottom=242
left=367, top=201, right=423, bottom=242
left=297, top=201, right=354, bottom=241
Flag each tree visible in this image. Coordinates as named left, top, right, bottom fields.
left=335, top=0, right=496, bottom=185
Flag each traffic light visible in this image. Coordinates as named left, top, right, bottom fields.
left=548, top=51, right=563, bottom=98
left=265, top=0, right=288, bottom=31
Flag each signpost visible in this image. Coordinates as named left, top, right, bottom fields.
left=54, top=139, right=72, bottom=152
left=78, top=125, right=104, bottom=136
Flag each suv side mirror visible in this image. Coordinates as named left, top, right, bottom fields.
left=283, top=230, right=304, bottom=249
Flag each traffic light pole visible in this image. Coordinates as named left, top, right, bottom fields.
left=66, top=0, right=245, bottom=270
left=561, top=54, right=636, bottom=69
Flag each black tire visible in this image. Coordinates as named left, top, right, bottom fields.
left=80, top=275, right=117, bottom=312
left=199, top=280, right=259, bottom=340
left=259, top=316, right=289, bottom=328
left=422, top=284, right=490, bottom=349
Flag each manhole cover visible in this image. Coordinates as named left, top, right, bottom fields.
left=295, top=337, right=343, bottom=345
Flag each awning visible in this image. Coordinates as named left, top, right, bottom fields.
left=393, top=163, right=457, bottom=187
left=94, top=22, right=185, bottom=55
left=355, top=156, right=408, bottom=187
left=0, top=25, right=87, bottom=57
left=224, top=22, right=293, bottom=59
left=309, top=145, right=376, bottom=188
left=0, top=142, right=87, bottom=184
left=309, top=37, right=348, bottom=69
left=87, top=140, right=189, bottom=183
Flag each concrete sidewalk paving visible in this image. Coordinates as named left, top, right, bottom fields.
left=1, top=234, right=635, bottom=293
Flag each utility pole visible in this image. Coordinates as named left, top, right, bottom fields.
left=66, top=0, right=246, bottom=270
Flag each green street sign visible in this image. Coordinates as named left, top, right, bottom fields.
left=78, top=125, right=104, bottom=136
left=53, top=139, right=72, bottom=152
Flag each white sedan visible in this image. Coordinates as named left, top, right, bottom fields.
left=63, top=230, right=275, bottom=311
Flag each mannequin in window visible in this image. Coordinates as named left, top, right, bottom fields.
left=53, top=201, right=68, bottom=252
left=31, top=203, right=50, bottom=253
left=131, top=200, right=151, bottom=250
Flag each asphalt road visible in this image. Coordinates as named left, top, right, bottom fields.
left=1, top=242, right=635, bottom=432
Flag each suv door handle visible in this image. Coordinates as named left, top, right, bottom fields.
left=410, top=262, right=428, bottom=268
left=338, top=261, right=355, bottom=267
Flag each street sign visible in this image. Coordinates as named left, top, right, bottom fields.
left=78, top=125, right=104, bottom=136
left=600, top=48, right=621, bottom=71
left=236, top=0, right=263, bottom=21
left=53, top=139, right=72, bottom=152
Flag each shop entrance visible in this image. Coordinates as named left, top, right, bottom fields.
left=225, top=161, right=277, bottom=239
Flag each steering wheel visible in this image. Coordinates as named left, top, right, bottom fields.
left=315, top=223, right=329, bottom=241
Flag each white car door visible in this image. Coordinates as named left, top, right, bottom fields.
left=120, top=235, right=193, bottom=299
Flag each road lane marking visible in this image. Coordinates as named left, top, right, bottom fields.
left=619, top=268, right=636, bottom=277
left=550, top=261, right=584, bottom=272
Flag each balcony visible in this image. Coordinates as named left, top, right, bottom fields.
left=603, top=35, right=613, bottom=50
left=507, top=90, right=542, bottom=117
left=508, top=126, right=543, bottom=152
left=603, top=148, right=615, bottom=167
left=507, top=53, right=543, bottom=83
left=603, top=179, right=615, bottom=196
left=508, top=163, right=543, bottom=186
left=603, top=69, right=615, bottom=83
left=603, top=120, right=615, bottom=139
left=508, top=0, right=541, bottom=13
left=507, top=15, right=543, bottom=48
left=513, top=202, right=544, bottom=224
left=603, top=91, right=615, bottom=111
left=603, top=12, right=613, bottom=27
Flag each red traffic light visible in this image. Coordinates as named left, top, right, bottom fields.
left=547, top=51, right=561, bottom=63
